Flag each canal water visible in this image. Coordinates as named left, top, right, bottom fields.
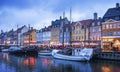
left=0, top=52, right=120, bottom=72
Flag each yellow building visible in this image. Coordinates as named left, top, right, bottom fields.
left=51, top=27, right=60, bottom=45
left=71, top=19, right=92, bottom=47
left=23, top=29, right=37, bottom=45
left=71, top=22, right=84, bottom=46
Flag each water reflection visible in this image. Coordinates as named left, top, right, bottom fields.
left=91, top=60, right=120, bottom=72
left=52, top=59, right=92, bottom=72
left=0, top=52, right=120, bottom=72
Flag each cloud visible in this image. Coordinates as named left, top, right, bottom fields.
left=0, top=7, right=59, bottom=31
left=0, top=0, right=120, bottom=32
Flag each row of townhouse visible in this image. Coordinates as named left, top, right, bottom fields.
left=0, top=25, right=37, bottom=46
left=36, top=3, right=120, bottom=50
left=0, top=3, right=120, bottom=50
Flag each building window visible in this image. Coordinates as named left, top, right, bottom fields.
left=118, top=24, right=120, bottom=28
left=115, top=17, right=119, bottom=21
left=118, top=32, right=120, bottom=36
left=72, top=26, right=75, bottom=30
left=113, top=32, right=116, bottom=36
left=98, top=28, right=101, bottom=31
left=109, top=24, right=112, bottom=29
left=102, top=25, right=105, bottom=29
left=104, top=18, right=108, bottom=21
left=93, top=29, right=94, bottom=32
left=92, top=22, right=95, bottom=26
left=114, top=24, right=116, bottom=28
left=66, top=28, right=68, bottom=32
left=109, top=32, right=112, bottom=36
left=97, top=22, right=100, bottom=25
left=106, top=32, right=109, bottom=36
left=106, top=24, right=109, bottom=29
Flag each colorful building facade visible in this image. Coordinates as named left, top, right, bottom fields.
left=36, top=29, right=43, bottom=45
left=102, top=3, right=120, bottom=50
left=90, top=13, right=102, bottom=47
left=42, top=26, right=51, bottom=45
left=23, top=29, right=37, bottom=45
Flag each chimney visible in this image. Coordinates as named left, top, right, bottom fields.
left=94, top=12, right=97, bottom=20
left=98, top=17, right=101, bottom=20
left=60, top=16, right=62, bottom=20
left=116, top=3, right=119, bottom=8
left=31, top=27, right=33, bottom=30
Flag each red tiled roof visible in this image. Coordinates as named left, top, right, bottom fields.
left=79, top=19, right=92, bottom=25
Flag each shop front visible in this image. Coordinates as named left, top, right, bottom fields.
left=102, top=37, right=120, bottom=51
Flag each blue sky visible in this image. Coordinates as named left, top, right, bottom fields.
left=0, top=0, right=120, bottom=31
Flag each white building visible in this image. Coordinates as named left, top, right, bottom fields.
left=17, top=25, right=29, bottom=46
left=42, top=26, right=51, bottom=45
left=36, top=29, right=43, bottom=45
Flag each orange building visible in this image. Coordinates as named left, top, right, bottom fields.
left=23, top=29, right=37, bottom=45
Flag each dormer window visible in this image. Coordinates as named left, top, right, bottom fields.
left=97, top=22, right=100, bottom=25
left=115, top=16, right=119, bottom=20
left=92, top=22, right=95, bottom=26
left=104, top=18, right=108, bottom=21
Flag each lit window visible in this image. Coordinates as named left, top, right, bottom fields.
left=109, top=24, right=112, bottom=29
left=106, top=24, right=109, bottom=29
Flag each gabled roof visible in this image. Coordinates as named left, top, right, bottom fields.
left=42, top=25, right=52, bottom=32
left=70, top=22, right=77, bottom=26
left=102, top=19, right=120, bottom=24
left=23, top=29, right=36, bottom=35
left=17, top=25, right=27, bottom=32
left=80, top=19, right=92, bottom=25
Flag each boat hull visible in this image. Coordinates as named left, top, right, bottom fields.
left=52, top=53, right=88, bottom=61
left=38, top=52, right=52, bottom=56
left=52, top=48, right=93, bottom=61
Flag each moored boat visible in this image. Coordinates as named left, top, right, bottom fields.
left=38, top=49, right=52, bottom=56
left=8, top=46, right=24, bottom=54
left=52, top=48, right=93, bottom=61
left=22, top=47, right=38, bottom=55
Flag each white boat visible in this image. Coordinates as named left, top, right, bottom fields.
left=38, top=50, right=52, bottom=56
left=2, top=49, right=9, bottom=53
left=52, top=48, right=93, bottom=61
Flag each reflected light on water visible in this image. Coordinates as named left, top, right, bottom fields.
left=0, top=52, right=120, bottom=72
left=3, top=53, right=9, bottom=63
left=23, top=57, right=36, bottom=68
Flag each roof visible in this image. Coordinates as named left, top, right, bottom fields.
left=17, top=25, right=27, bottom=33
left=23, top=29, right=36, bottom=35
left=90, top=19, right=102, bottom=26
left=103, top=7, right=120, bottom=18
left=52, top=17, right=69, bottom=27
left=42, top=26, right=52, bottom=32
left=70, top=22, right=77, bottom=26
left=79, top=19, right=92, bottom=25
